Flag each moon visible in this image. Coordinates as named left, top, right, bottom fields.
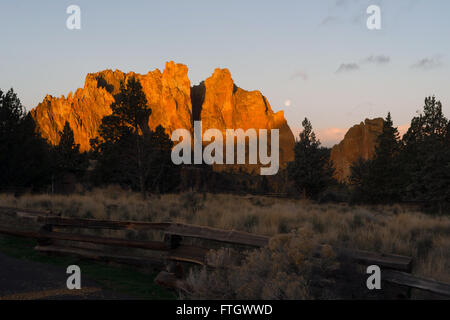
left=284, top=99, right=291, bottom=107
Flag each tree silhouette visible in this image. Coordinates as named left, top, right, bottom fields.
left=52, top=121, right=88, bottom=189
left=349, top=113, right=403, bottom=203
left=0, top=88, right=51, bottom=191
left=288, top=118, right=334, bottom=199
left=349, top=97, right=450, bottom=211
left=402, top=96, right=449, bottom=211
left=91, top=77, right=178, bottom=196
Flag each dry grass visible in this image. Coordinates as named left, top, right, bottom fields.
left=1, top=185, right=449, bottom=282
left=186, top=228, right=340, bottom=299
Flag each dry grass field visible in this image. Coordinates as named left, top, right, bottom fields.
left=1, top=186, right=449, bottom=285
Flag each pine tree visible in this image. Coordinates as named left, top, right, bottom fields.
left=94, top=77, right=151, bottom=198
left=287, top=118, right=334, bottom=199
left=349, top=157, right=372, bottom=202
left=53, top=121, right=88, bottom=181
left=0, top=88, right=51, bottom=191
left=403, top=96, right=447, bottom=157
left=144, top=125, right=180, bottom=193
left=402, top=96, right=449, bottom=212
left=91, top=77, right=178, bottom=196
left=349, top=113, right=404, bottom=203
left=369, top=112, right=403, bottom=202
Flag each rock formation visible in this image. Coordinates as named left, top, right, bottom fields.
left=330, top=118, right=384, bottom=183
left=192, top=68, right=294, bottom=173
left=32, top=62, right=193, bottom=152
left=31, top=62, right=295, bottom=173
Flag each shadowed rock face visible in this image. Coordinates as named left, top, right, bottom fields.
left=31, top=62, right=295, bottom=173
left=330, top=118, right=384, bottom=183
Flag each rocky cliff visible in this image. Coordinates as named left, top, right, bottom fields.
left=32, top=62, right=193, bottom=152
left=31, top=61, right=295, bottom=172
left=192, top=68, right=294, bottom=173
left=330, top=118, right=384, bottom=183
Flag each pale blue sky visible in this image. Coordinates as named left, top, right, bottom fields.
left=0, top=0, right=449, bottom=145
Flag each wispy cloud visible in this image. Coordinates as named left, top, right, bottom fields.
left=364, top=55, right=391, bottom=65
left=289, top=70, right=309, bottom=81
left=335, top=0, right=348, bottom=7
left=411, top=56, right=443, bottom=70
left=336, top=55, right=390, bottom=75
left=336, top=63, right=359, bottom=74
left=320, top=16, right=340, bottom=26
left=334, top=0, right=360, bottom=8
left=320, top=0, right=421, bottom=29
left=319, top=0, right=371, bottom=27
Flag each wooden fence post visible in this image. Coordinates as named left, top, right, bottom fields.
left=37, top=224, right=53, bottom=246
left=164, top=233, right=182, bottom=249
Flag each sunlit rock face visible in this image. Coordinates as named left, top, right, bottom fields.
left=193, top=68, right=294, bottom=173
left=32, top=62, right=193, bottom=152
left=32, top=62, right=295, bottom=173
left=330, top=118, right=384, bottom=183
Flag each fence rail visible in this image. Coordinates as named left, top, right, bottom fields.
left=1, top=206, right=449, bottom=298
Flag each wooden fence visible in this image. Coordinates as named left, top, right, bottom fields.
left=0, top=206, right=449, bottom=298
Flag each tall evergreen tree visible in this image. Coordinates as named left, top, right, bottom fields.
left=349, top=113, right=403, bottom=203
left=53, top=121, right=88, bottom=182
left=288, top=118, right=334, bottom=199
left=370, top=112, right=403, bottom=202
left=402, top=96, right=449, bottom=211
left=91, top=77, right=178, bottom=196
left=348, top=157, right=369, bottom=196
left=0, top=88, right=51, bottom=191
left=374, top=113, right=400, bottom=160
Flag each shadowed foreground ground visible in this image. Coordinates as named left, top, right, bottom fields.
left=0, top=251, right=129, bottom=300
left=2, top=190, right=448, bottom=282
left=0, top=234, right=175, bottom=300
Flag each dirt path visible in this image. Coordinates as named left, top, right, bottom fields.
left=0, top=251, right=128, bottom=300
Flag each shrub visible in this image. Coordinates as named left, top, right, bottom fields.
left=180, top=192, right=205, bottom=216
left=242, top=214, right=259, bottom=232
left=186, top=228, right=339, bottom=299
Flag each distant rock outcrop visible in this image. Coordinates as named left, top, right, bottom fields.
left=31, top=62, right=295, bottom=173
left=192, top=68, right=294, bottom=173
left=32, top=62, right=193, bottom=152
left=330, top=118, right=384, bottom=183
